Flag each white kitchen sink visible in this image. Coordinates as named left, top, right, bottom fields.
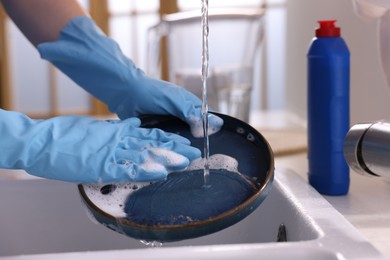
left=0, top=168, right=385, bottom=259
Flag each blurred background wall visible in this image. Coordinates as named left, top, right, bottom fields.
left=285, top=0, right=390, bottom=125
left=1, top=0, right=387, bottom=126
left=0, top=0, right=286, bottom=118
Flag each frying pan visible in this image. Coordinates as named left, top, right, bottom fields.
left=78, top=112, right=274, bottom=242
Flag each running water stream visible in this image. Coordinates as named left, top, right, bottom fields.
left=201, top=0, right=210, bottom=187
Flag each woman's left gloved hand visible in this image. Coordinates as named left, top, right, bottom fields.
left=0, top=109, right=200, bottom=183
left=37, top=16, right=223, bottom=138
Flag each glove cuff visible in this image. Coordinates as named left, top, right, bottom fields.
left=37, top=16, right=136, bottom=116
left=0, top=109, right=39, bottom=169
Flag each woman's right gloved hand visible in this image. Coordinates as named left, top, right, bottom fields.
left=0, top=109, right=201, bottom=183
left=37, top=16, right=223, bottom=138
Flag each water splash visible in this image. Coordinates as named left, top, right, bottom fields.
left=140, top=240, right=163, bottom=248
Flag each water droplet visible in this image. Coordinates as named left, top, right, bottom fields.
left=118, top=159, right=133, bottom=169
left=247, top=133, right=255, bottom=142
left=130, top=169, right=137, bottom=178
left=140, top=240, right=163, bottom=248
left=236, top=127, right=245, bottom=134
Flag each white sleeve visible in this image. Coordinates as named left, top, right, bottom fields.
left=352, top=0, right=389, bottom=19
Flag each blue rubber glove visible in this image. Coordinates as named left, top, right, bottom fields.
left=37, top=16, right=223, bottom=138
left=0, top=109, right=200, bottom=183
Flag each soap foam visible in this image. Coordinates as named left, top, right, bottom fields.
left=186, top=154, right=238, bottom=172
left=140, top=147, right=188, bottom=172
left=84, top=147, right=190, bottom=219
left=115, top=147, right=189, bottom=181
left=83, top=183, right=150, bottom=218
left=187, top=114, right=223, bottom=138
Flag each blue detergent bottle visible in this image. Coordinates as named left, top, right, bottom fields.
left=307, top=20, right=350, bottom=195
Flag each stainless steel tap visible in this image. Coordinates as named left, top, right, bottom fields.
left=344, top=121, right=390, bottom=178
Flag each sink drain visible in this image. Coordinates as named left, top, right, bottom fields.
left=276, top=223, right=287, bottom=242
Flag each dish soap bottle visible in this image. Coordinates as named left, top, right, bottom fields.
left=307, top=20, right=350, bottom=195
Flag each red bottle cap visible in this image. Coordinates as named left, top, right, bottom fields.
left=315, top=20, right=340, bottom=37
